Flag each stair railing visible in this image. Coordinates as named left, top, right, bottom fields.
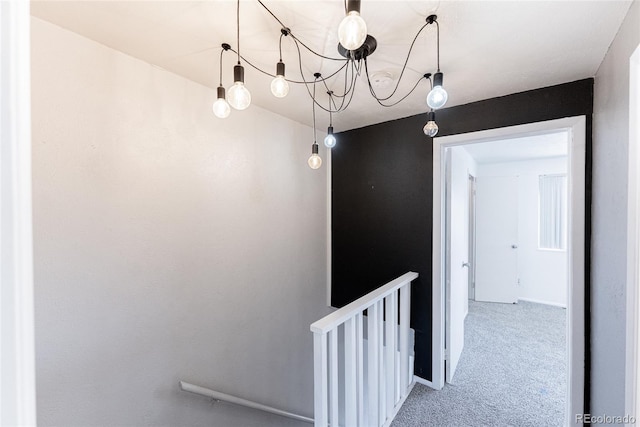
left=179, top=381, right=314, bottom=423
left=310, top=271, right=418, bottom=427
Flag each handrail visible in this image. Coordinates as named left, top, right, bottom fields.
left=179, top=381, right=314, bottom=424
left=310, top=272, right=417, bottom=426
left=310, top=271, right=418, bottom=334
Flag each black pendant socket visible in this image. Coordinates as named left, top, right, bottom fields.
left=347, top=0, right=361, bottom=13
left=327, top=126, right=334, bottom=135
left=427, top=111, right=436, bottom=122
left=234, top=64, right=244, bottom=83
left=276, top=61, right=285, bottom=77
left=433, top=72, right=443, bottom=87
left=217, top=86, right=226, bottom=99
left=312, top=143, right=319, bottom=154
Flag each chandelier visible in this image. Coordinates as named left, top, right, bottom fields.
left=213, top=0, right=448, bottom=169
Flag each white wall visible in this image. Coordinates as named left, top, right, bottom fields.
left=30, top=17, right=330, bottom=427
left=592, top=0, right=640, bottom=416
left=477, top=156, right=568, bottom=307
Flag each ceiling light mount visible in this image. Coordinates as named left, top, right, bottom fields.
left=338, top=34, right=377, bottom=60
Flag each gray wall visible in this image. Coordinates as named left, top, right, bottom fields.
left=592, top=0, right=640, bottom=416
left=31, top=18, right=330, bottom=426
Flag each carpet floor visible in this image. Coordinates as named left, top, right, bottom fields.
left=391, top=300, right=566, bottom=427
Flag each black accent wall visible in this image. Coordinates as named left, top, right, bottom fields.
left=331, top=79, right=593, bottom=385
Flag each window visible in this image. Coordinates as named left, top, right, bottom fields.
left=539, top=174, right=567, bottom=250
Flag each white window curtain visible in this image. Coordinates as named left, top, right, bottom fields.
left=539, top=174, right=567, bottom=250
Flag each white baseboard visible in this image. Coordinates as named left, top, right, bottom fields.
left=518, top=297, right=566, bottom=308
left=413, top=376, right=436, bottom=390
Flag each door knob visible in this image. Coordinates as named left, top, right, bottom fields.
left=462, top=262, right=471, bottom=268
left=511, top=244, right=518, bottom=249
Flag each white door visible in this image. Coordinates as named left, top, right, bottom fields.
left=468, top=175, right=476, bottom=301
left=475, top=176, right=519, bottom=303
left=445, top=149, right=466, bottom=382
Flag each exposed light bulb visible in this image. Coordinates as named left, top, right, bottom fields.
left=423, top=121, right=438, bottom=137
left=212, top=86, right=231, bottom=118
left=213, top=98, right=231, bottom=119
left=271, top=75, right=289, bottom=98
left=228, top=64, right=251, bottom=110
left=338, top=11, right=367, bottom=51
left=324, top=134, right=336, bottom=148
left=271, top=61, right=289, bottom=98
left=423, top=111, right=438, bottom=137
left=324, top=126, right=336, bottom=148
left=308, top=143, right=322, bottom=169
left=228, top=82, right=251, bottom=110
left=427, top=86, right=448, bottom=110
left=308, top=153, right=322, bottom=169
left=427, top=72, right=448, bottom=110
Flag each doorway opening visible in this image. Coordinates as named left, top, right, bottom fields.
left=431, top=117, right=586, bottom=425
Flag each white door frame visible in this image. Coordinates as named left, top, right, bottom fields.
left=0, top=1, right=37, bottom=425
left=431, top=116, right=586, bottom=425
left=625, top=43, right=640, bottom=422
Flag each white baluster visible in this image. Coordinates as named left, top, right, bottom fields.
left=400, top=284, right=411, bottom=392
left=345, top=317, right=357, bottom=426
left=313, top=332, right=328, bottom=427
left=356, top=312, right=364, bottom=426
left=378, top=300, right=386, bottom=424
left=367, top=303, right=379, bottom=427
left=329, top=329, right=339, bottom=427
left=394, top=291, right=400, bottom=402
left=385, top=294, right=396, bottom=414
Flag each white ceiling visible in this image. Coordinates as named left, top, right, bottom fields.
left=462, top=131, right=568, bottom=164
left=31, top=0, right=632, bottom=132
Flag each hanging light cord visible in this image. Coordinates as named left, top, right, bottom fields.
left=436, top=20, right=440, bottom=71
left=236, top=0, right=241, bottom=64
left=228, top=46, right=348, bottom=85
left=257, top=0, right=346, bottom=62
left=364, top=20, right=434, bottom=102
left=364, top=58, right=429, bottom=107
left=291, top=39, right=358, bottom=113
left=219, top=48, right=225, bottom=86
left=312, top=76, right=318, bottom=142
left=327, top=92, right=333, bottom=126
